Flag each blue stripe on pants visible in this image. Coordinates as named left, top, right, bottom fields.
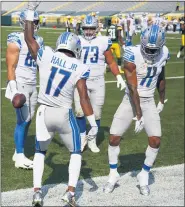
left=69, top=109, right=81, bottom=153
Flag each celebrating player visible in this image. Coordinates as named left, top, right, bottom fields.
left=24, top=3, right=98, bottom=206
left=103, top=25, right=170, bottom=196
left=74, top=15, right=126, bottom=153
left=5, top=10, right=43, bottom=169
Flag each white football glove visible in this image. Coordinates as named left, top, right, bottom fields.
left=27, top=0, right=41, bottom=10
left=156, top=99, right=168, bottom=113
left=116, top=74, right=126, bottom=91
left=87, top=126, right=98, bottom=141
left=133, top=116, right=144, bottom=133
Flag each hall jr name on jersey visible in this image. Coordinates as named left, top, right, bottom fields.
left=51, top=55, right=78, bottom=71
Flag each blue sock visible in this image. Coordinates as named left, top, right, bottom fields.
left=96, top=119, right=100, bottom=129
left=76, top=116, right=86, bottom=133
left=14, top=121, right=31, bottom=153
left=14, top=108, right=31, bottom=153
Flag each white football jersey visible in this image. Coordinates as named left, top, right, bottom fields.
left=140, top=16, right=148, bottom=30
left=123, top=45, right=170, bottom=97
left=79, top=36, right=112, bottom=77
left=123, top=18, right=128, bottom=32
left=36, top=46, right=90, bottom=108
left=153, top=17, right=163, bottom=26
left=127, top=17, right=136, bottom=31
left=7, top=32, right=43, bottom=85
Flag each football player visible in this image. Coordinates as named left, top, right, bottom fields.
left=107, top=17, right=125, bottom=72
left=140, top=13, right=149, bottom=32
left=177, top=17, right=185, bottom=59
left=5, top=10, right=43, bottom=169
left=153, top=13, right=163, bottom=27
left=75, top=15, right=126, bottom=153
left=103, top=25, right=170, bottom=196
left=24, top=5, right=98, bottom=207
left=126, top=13, right=136, bottom=46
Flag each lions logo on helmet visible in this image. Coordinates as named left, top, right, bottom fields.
left=19, top=10, right=40, bottom=33
left=140, top=24, right=165, bottom=64
left=56, top=32, right=82, bottom=59
left=81, top=15, right=98, bottom=41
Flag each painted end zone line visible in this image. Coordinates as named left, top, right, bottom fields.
left=1, top=76, right=184, bottom=90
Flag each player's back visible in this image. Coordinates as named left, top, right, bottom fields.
left=7, top=32, right=43, bottom=85
left=37, top=46, right=89, bottom=108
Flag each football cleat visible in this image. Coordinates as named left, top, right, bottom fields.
left=12, top=151, right=33, bottom=164
left=177, top=51, right=181, bottom=58
left=32, top=190, right=43, bottom=207
left=137, top=171, right=150, bottom=196
left=61, top=191, right=76, bottom=207
left=103, top=172, right=120, bottom=193
left=88, top=139, right=100, bottom=153
left=14, top=153, right=33, bottom=169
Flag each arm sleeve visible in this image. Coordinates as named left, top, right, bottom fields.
left=75, top=66, right=90, bottom=84
left=36, top=46, right=53, bottom=66
left=7, top=33, right=22, bottom=49
left=123, top=47, right=135, bottom=64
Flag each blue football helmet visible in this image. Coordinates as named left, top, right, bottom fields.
left=56, top=32, right=82, bottom=59
left=140, top=24, right=165, bottom=64
left=81, top=15, right=98, bottom=40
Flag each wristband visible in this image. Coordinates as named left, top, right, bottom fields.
left=86, top=114, right=97, bottom=127
left=26, top=10, right=34, bottom=21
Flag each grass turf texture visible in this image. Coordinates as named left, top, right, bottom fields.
left=1, top=27, right=184, bottom=192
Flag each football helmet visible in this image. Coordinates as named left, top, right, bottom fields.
left=142, top=13, right=146, bottom=17
left=140, top=24, right=165, bottom=64
left=81, top=15, right=98, bottom=40
left=19, top=9, right=40, bottom=33
left=111, top=17, right=119, bottom=25
left=156, top=13, right=160, bottom=17
left=56, top=32, right=82, bottom=59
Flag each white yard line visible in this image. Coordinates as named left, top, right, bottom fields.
left=1, top=76, right=184, bottom=90
left=1, top=164, right=184, bottom=206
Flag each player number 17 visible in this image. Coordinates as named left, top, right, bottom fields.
left=45, top=66, right=71, bottom=97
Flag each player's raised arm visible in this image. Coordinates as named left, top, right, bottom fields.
left=123, top=60, right=142, bottom=120
left=24, top=1, right=41, bottom=60
left=24, top=14, right=39, bottom=60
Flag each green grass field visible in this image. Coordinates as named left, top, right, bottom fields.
left=1, top=26, right=184, bottom=192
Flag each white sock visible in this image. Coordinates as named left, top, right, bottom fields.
left=68, top=154, right=82, bottom=188
left=108, top=145, right=120, bottom=174
left=33, top=153, right=45, bottom=189
left=143, top=145, right=159, bottom=172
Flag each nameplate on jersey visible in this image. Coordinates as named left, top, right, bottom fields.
left=51, top=56, right=77, bottom=71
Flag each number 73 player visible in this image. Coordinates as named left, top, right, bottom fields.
left=104, top=25, right=170, bottom=196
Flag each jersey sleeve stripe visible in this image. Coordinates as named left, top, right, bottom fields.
left=81, top=69, right=90, bottom=79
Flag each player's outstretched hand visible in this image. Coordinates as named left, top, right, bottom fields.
left=133, top=116, right=144, bottom=133
left=116, top=74, right=126, bottom=91
left=157, top=99, right=168, bottom=113
left=27, top=0, right=41, bottom=10
left=87, top=126, right=98, bottom=141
